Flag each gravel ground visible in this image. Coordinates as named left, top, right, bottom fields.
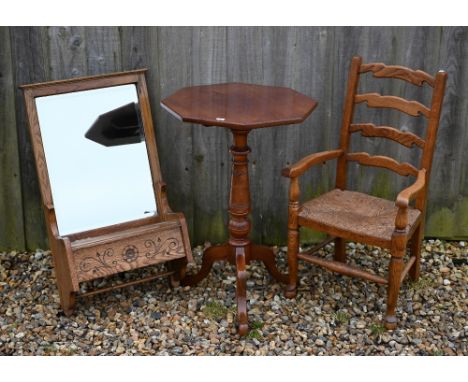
left=0, top=240, right=466, bottom=355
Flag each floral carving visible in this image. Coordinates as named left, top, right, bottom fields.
left=122, top=245, right=139, bottom=263
left=144, top=237, right=185, bottom=259
left=78, top=249, right=118, bottom=275
left=77, top=237, right=184, bottom=278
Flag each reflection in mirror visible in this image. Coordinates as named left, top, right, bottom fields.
left=36, top=84, right=157, bottom=235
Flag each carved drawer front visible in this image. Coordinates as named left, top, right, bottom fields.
left=72, top=222, right=187, bottom=282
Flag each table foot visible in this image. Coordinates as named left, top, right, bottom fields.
left=235, top=247, right=249, bottom=336
left=181, top=244, right=231, bottom=286
left=167, top=257, right=188, bottom=288
left=251, top=244, right=289, bottom=284
left=181, top=242, right=288, bottom=335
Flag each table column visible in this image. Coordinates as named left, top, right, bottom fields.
left=228, top=129, right=251, bottom=335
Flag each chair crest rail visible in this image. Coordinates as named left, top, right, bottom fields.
left=355, top=93, right=431, bottom=118
left=349, top=123, right=425, bottom=149
left=359, top=63, right=435, bottom=87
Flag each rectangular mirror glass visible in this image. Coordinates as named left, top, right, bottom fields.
left=35, top=84, right=157, bottom=235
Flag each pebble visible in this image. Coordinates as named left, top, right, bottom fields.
left=0, top=240, right=466, bottom=355
left=355, top=321, right=366, bottom=329
left=187, top=299, right=198, bottom=312
left=34, top=252, right=43, bottom=261
left=315, top=339, right=325, bottom=346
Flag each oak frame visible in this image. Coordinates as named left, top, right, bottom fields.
left=283, top=56, right=447, bottom=329
left=21, top=70, right=193, bottom=315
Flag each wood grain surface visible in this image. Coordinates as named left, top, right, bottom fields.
left=161, top=83, right=317, bottom=129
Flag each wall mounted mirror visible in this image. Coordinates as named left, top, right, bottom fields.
left=22, top=70, right=192, bottom=314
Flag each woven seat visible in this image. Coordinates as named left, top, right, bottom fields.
left=298, top=189, right=421, bottom=248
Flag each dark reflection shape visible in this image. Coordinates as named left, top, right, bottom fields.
left=85, top=102, right=144, bottom=147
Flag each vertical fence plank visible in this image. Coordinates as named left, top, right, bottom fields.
left=0, top=27, right=25, bottom=249
left=190, top=26, right=229, bottom=244
left=9, top=26, right=49, bottom=250
left=120, top=26, right=148, bottom=71
left=84, top=27, right=122, bottom=75
left=156, top=27, right=195, bottom=239
left=47, top=26, right=88, bottom=80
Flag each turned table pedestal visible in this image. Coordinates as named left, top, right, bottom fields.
left=161, top=83, right=317, bottom=335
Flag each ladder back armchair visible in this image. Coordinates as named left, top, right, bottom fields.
left=282, top=56, right=447, bottom=329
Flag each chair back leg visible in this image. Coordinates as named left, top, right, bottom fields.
left=334, top=238, right=346, bottom=263
left=409, top=223, right=424, bottom=281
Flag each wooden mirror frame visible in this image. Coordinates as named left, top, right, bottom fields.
left=21, top=69, right=192, bottom=315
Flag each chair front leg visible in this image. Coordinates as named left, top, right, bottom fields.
left=385, top=231, right=407, bottom=329
left=285, top=177, right=300, bottom=299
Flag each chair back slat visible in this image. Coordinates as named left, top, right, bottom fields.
left=360, top=63, right=435, bottom=87
left=354, top=93, right=431, bottom=118
left=346, top=152, right=418, bottom=177
left=349, top=123, right=425, bottom=149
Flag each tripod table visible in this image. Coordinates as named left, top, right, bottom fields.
left=161, top=83, right=317, bottom=335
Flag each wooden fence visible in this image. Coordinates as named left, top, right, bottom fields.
left=1, top=26, right=467, bottom=250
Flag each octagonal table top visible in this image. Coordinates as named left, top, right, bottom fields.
left=160, top=83, right=318, bottom=130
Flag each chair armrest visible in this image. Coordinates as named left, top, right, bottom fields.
left=396, top=169, right=426, bottom=208
left=282, top=149, right=343, bottom=178
left=394, top=169, right=426, bottom=231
